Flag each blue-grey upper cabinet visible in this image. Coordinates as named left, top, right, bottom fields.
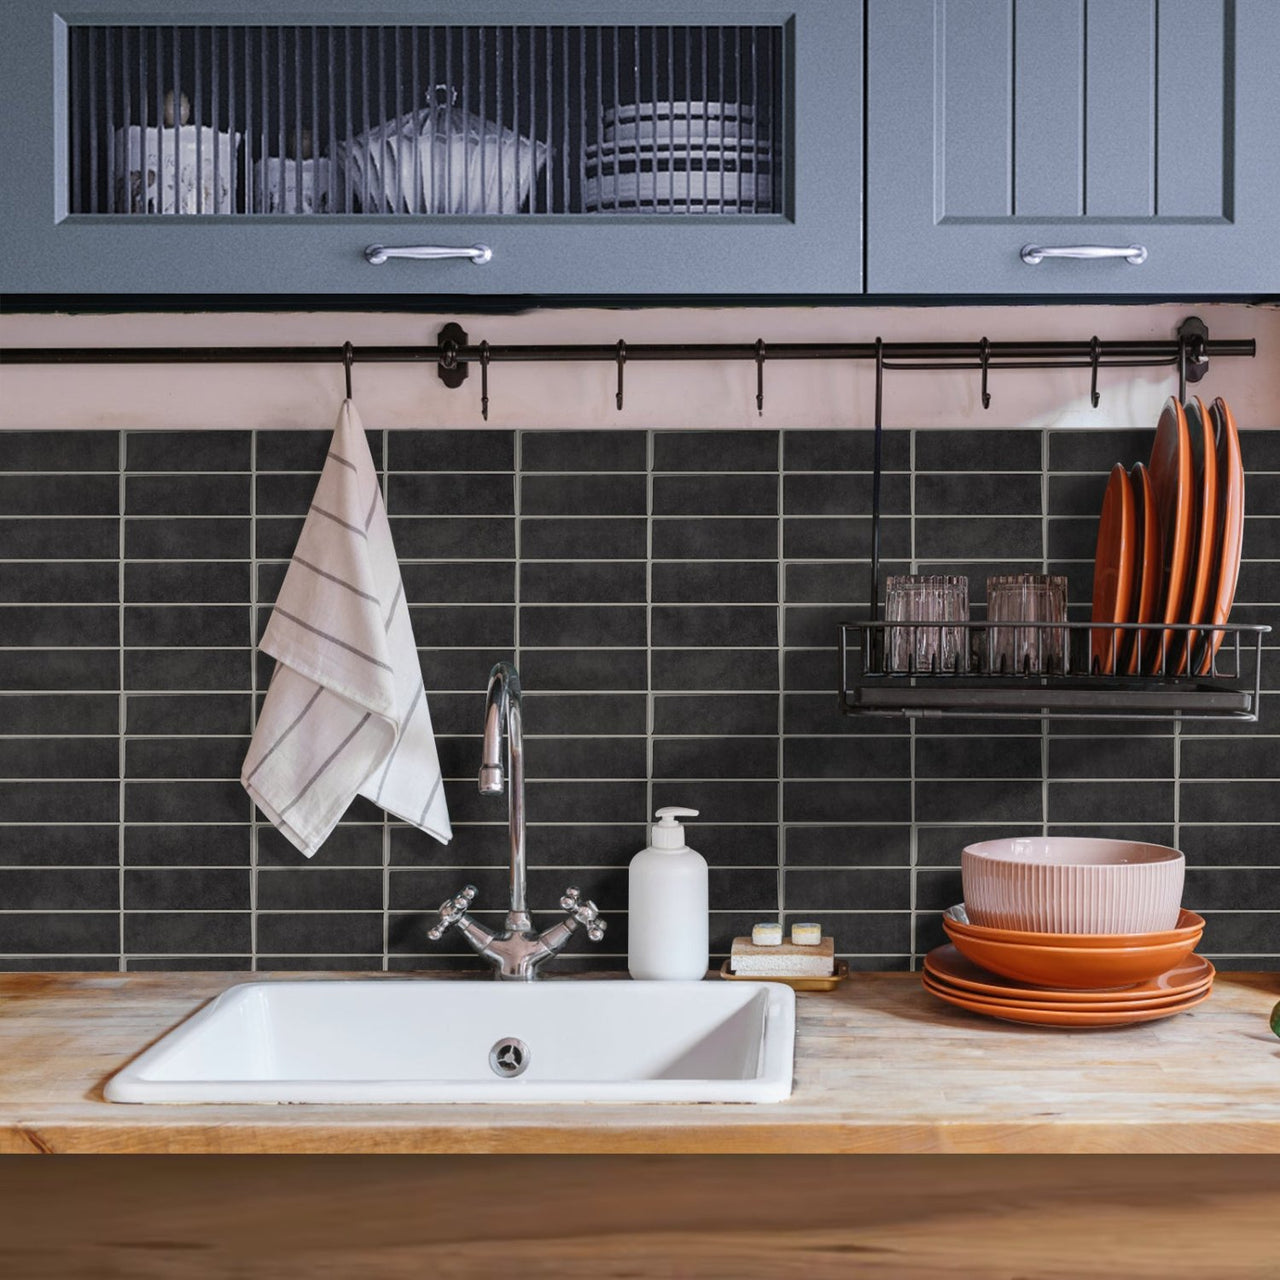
left=0, top=2, right=862, bottom=297
left=867, top=0, right=1280, bottom=295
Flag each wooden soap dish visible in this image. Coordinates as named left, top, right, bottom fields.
left=719, top=958, right=849, bottom=992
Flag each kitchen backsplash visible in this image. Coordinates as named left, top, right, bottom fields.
left=1, top=425, right=1276, bottom=973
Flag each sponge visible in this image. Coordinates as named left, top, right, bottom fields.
left=730, top=935, right=835, bottom=977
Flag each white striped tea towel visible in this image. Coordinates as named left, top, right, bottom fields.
left=241, top=400, right=452, bottom=857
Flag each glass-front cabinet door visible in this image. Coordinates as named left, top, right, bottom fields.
left=866, top=0, right=1280, bottom=296
left=1, top=1, right=862, bottom=297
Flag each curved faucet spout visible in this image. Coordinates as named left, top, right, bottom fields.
left=480, top=662, right=526, bottom=920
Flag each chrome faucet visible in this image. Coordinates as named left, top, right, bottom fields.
left=427, top=662, right=606, bottom=980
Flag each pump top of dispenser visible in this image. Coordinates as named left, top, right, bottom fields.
left=651, top=806, right=699, bottom=849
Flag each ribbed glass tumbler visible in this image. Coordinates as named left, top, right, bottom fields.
left=884, top=575, right=970, bottom=674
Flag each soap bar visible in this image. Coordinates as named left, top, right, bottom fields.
left=790, top=922, right=822, bottom=946
left=751, top=922, right=783, bottom=946
left=730, top=936, right=835, bottom=977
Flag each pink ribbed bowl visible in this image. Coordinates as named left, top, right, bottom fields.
left=961, top=837, right=1185, bottom=935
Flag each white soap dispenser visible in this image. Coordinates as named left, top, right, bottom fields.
left=628, top=806, right=709, bottom=981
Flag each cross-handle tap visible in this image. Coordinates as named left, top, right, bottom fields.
left=560, top=887, right=607, bottom=943
left=427, top=885, right=479, bottom=941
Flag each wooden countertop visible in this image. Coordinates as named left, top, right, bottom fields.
left=2, top=970, right=1278, bottom=1155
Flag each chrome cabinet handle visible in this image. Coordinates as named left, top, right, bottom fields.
left=364, top=243, right=493, bottom=265
left=1021, top=243, right=1147, bottom=266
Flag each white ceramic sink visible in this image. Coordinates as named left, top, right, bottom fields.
left=105, top=979, right=795, bottom=1105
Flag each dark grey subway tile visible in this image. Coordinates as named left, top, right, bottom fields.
left=521, top=473, right=646, bottom=517
left=124, top=561, right=250, bottom=605
left=653, top=561, right=777, bottom=604
left=707, top=867, right=779, bottom=912
left=126, top=473, right=250, bottom=517
left=523, top=692, right=648, bottom=736
left=126, top=516, right=251, bottom=560
left=258, top=823, right=382, bottom=868
left=652, top=648, right=778, bottom=692
left=784, top=735, right=911, bottom=779
left=520, top=561, right=646, bottom=604
left=0, top=912, right=119, bottom=954
left=654, top=431, right=778, bottom=472
left=0, top=781, right=118, bottom=824
left=783, top=430, right=911, bottom=472
left=783, top=780, right=910, bottom=824
left=125, top=693, right=251, bottom=736
left=1183, top=867, right=1280, bottom=912
left=124, top=868, right=251, bottom=912
left=913, top=735, right=1043, bottom=779
left=1047, top=473, right=1110, bottom=518
left=124, top=780, right=249, bottom=825
left=124, top=824, right=252, bottom=867
left=400, top=561, right=515, bottom=605
left=254, top=473, right=324, bottom=516
left=407, top=605, right=515, bottom=648
left=0, top=826, right=120, bottom=867
left=124, top=911, right=252, bottom=955
left=915, top=867, right=965, bottom=912
left=1180, top=737, right=1280, bottom=780
left=518, top=648, right=648, bottom=692
left=785, top=867, right=910, bottom=912
left=651, top=605, right=777, bottom=648
left=783, top=472, right=910, bottom=517
left=418, top=650, right=513, bottom=694
left=124, top=648, right=251, bottom=692
left=913, top=516, right=1043, bottom=561
left=651, top=517, right=777, bottom=560
left=524, top=736, right=647, bottom=781
left=390, top=472, right=515, bottom=518
left=1180, top=782, right=1280, bottom=825
left=655, top=779, right=777, bottom=824
left=1, top=650, right=119, bottom=693
left=0, top=518, right=119, bottom=560
left=391, top=516, right=515, bottom=559
left=0, top=737, right=118, bottom=780
left=785, top=825, right=912, bottom=868
left=2, top=431, right=120, bottom=472
left=782, top=515, right=911, bottom=561
left=256, top=868, right=383, bottom=912
left=126, top=431, right=251, bottom=473
left=1178, top=825, right=1280, bottom=867
left=522, top=431, right=646, bottom=472
left=525, top=780, right=648, bottom=825
left=254, top=429, right=384, bottom=473
left=0, top=693, right=118, bottom=735
left=652, top=693, right=778, bottom=736
left=0, top=562, right=118, bottom=604
left=125, top=736, right=248, bottom=780
left=915, top=429, right=1043, bottom=473
left=914, top=472, right=1042, bottom=517
left=1046, top=781, right=1174, bottom=824
left=0, top=868, right=119, bottom=911
left=1047, top=735, right=1176, bottom=779
left=652, top=736, right=778, bottom=780
left=0, top=605, right=118, bottom=648
left=1047, top=428, right=1155, bottom=473
left=652, top=473, right=777, bottom=517
left=125, top=605, right=248, bottom=649
left=0, top=474, right=118, bottom=517
left=388, top=429, right=511, bottom=472
left=915, top=779, right=1043, bottom=824
left=519, top=604, right=647, bottom=648
left=520, top=517, right=646, bottom=560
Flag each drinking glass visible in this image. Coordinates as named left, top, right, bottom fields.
left=884, top=575, right=970, bottom=674
left=985, top=574, right=1069, bottom=674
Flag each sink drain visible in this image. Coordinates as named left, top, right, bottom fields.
left=489, top=1037, right=530, bottom=1078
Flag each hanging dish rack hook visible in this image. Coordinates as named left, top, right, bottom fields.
left=479, top=341, right=491, bottom=421
left=978, top=337, right=991, bottom=409
left=615, top=340, right=627, bottom=411
left=755, top=339, right=766, bottom=416
left=342, top=341, right=354, bottom=400
left=869, top=336, right=886, bottom=633
left=1089, top=336, right=1102, bottom=408
left=1178, top=332, right=1189, bottom=402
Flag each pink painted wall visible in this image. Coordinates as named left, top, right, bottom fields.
left=2, top=302, right=1275, bottom=431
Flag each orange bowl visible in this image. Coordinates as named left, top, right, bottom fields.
left=942, top=922, right=1198, bottom=989
left=944, top=905, right=1204, bottom=950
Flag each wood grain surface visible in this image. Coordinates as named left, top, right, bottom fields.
left=1, top=1153, right=1279, bottom=1279
left=1, top=970, right=1279, bottom=1155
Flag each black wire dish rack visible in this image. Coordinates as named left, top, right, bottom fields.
left=840, top=620, right=1270, bottom=720
left=839, top=316, right=1269, bottom=723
